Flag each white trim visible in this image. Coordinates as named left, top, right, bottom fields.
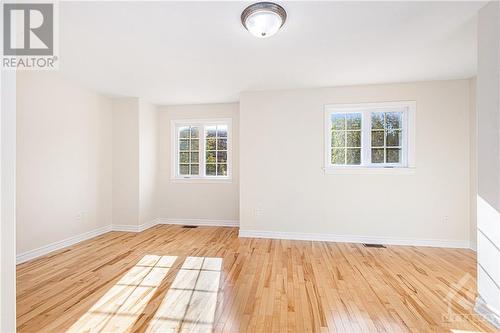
left=111, top=224, right=140, bottom=232
left=16, top=225, right=113, bottom=265
left=324, top=101, right=416, bottom=174
left=170, top=178, right=233, bottom=184
left=475, top=295, right=500, bottom=329
left=15, top=218, right=237, bottom=264
left=158, top=218, right=239, bottom=227
left=239, top=230, right=470, bottom=249
left=323, top=167, right=416, bottom=175
left=113, top=220, right=158, bottom=233
left=171, top=118, right=232, bottom=182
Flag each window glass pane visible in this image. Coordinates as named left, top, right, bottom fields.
left=217, top=151, right=227, bottom=163
left=346, top=131, right=361, bottom=147
left=190, top=164, right=199, bottom=175
left=206, top=126, right=216, bottom=138
left=190, top=152, right=199, bottom=163
left=217, top=125, right=228, bottom=137
left=206, top=164, right=216, bottom=176
left=179, top=127, right=190, bottom=138
left=371, top=113, right=384, bottom=130
left=180, top=152, right=189, bottom=163
left=217, top=138, right=227, bottom=150
left=179, top=139, right=189, bottom=151
left=386, top=148, right=401, bottom=163
left=386, top=130, right=401, bottom=147
left=176, top=122, right=230, bottom=178
left=217, top=164, right=227, bottom=176
left=332, top=148, right=345, bottom=165
left=190, top=139, right=199, bottom=150
left=371, top=131, right=384, bottom=147
left=206, top=138, right=216, bottom=150
left=331, top=131, right=345, bottom=147
left=386, top=112, right=402, bottom=130
left=179, top=164, right=190, bottom=175
left=331, top=114, right=345, bottom=130
left=371, top=148, right=384, bottom=163
left=346, top=113, right=361, bottom=130
left=206, top=151, right=216, bottom=163
left=346, top=148, right=361, bottom=165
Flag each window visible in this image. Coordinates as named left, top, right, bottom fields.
left=325, top=102, right=415, bottom=173
left=172, top=119, right=232, bottom=180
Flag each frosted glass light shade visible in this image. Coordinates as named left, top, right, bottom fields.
left=241, top=3, right=287, bottom=39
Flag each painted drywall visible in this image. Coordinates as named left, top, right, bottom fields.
left=240, top=80, right=473, bottom=245
left=112, top=98, right=158, bottom=228
left=476, top=1, right=500, bottom=327
left=112, top=98, right=140, bottom=226
left=139, top=100, right=158, bottom=225
left=470, top=78, right=478, bottom=251
left=1, top=70, right=17, bottom=333
left=157, top=103, right=239, bottom=221
left=16, top=71, right=112, bottom=254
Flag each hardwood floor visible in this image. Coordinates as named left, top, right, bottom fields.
left=17, top=225, right=496, bottom=332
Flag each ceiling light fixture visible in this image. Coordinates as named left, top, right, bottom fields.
left=241, top=2, right=287, bottom=38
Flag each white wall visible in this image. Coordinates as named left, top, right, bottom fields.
left=476, top=1, right=500, bottom=328
left=17, top=72, right=112, bottom=254
left=112, top=98, right=139, bottom=227
left=112, top=98, right=158, bottom=228
left=1, top=70, right=17, bottom=333
left=139, top=101, right=158, bottom=225
left=470, top=78, right=478, bottom=251
left=157, top=103, right=239, bottom=222
left=240, top=80, right=473, bottom=246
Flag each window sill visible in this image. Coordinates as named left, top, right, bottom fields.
left=324, top=167, right=415, bottom=175
left=170, top=177, right=233, bottom=184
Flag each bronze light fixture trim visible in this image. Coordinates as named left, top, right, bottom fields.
left=241, top=2, right=287, bottom=38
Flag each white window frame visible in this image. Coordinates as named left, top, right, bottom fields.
left=171, top=118, right=232, bottom=182
left=324, top=101, right=416, bottom=175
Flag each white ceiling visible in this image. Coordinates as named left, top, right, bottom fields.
left=60, top=1, right=484, bottom=105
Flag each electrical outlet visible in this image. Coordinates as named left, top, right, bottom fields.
left=254, top=208, right=264, bottom=217
left=76, top=211, right=86, bottom=222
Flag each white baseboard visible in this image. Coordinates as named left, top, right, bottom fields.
left=18, top=221, right=468, bottom=265
left=111, top=224, right=140, bottom=232
left=16, top=225, right=113, bottom=265
left=475, top=295, right=500, bottom=329
left=239, top=229, right=471, bottom=249
left=112, top=220, right=159, bottom=233
left=157, top=218, right=239, bottom=227
left=16, top=218, right=237, bottom=264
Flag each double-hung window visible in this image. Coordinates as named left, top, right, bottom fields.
left=325, top=101, right=415, bottom=173
left=172, top=119, right=232, bottom=180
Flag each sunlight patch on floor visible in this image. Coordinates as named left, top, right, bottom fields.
left=146, top=256, right=222, bottom=333
left=66, top=255, right=177, bottom=333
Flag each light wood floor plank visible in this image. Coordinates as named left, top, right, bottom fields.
left=17, top=225, right=497, bottom=333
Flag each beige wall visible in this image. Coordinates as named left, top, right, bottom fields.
left=469, top=78, right=477, bottom=250
left=139, top=101, right=158, bottom=224
left=112, top=98, right=159, bottom=227
left=2, top=71, right=17, bottom=333
left=157, top=103, right=239, bottom=221
left=112, top=98, right=139, bottom=227
left=17, top=72, right=112, bottom=254
left=240, top=80, right=473, bottom=244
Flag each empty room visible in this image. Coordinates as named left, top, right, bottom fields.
left=1, top=1, right=500, bottom=332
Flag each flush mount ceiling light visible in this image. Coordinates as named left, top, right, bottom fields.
left=241, top=2, right=287, bottom=38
